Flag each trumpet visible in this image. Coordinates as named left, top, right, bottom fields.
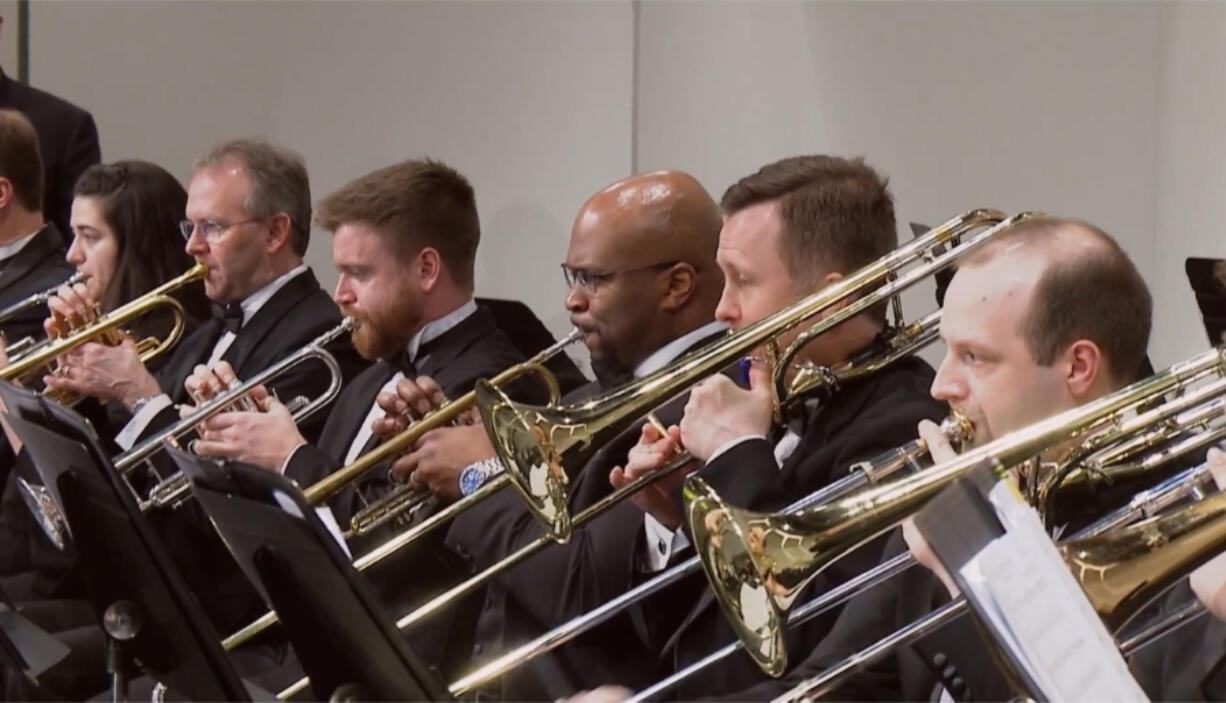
left=0, top=263, right=205, bottom=394
left=19, top=318, right=354, bottom=550
left=684, top=344, right=1226, bottom=676
left=0, top=271, right=87, bottom=359
left=475, top=209, right=1021, bottom=544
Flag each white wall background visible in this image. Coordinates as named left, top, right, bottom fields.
left=1, top=0, right=1220, bottom=370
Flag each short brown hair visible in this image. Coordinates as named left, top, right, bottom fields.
left=720, top=155, right=896, bottom=285
left=965, top=218, right=1152, bottom=383
left=316, top=158, right=480, bottom=288
left=194, top=139, right=312, bottom=256
left=0, top=109, right=44, bottom=212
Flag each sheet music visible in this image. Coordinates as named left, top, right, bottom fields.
left=956, top=481, right=1149, bottom=702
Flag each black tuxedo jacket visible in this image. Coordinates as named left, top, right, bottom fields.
left=445, top=330, right=728, bottom=701
left=0, top=223, right=75, bottom=346
left=651, top=355, right=946, bottom=699
left=0, top=69, right=101, bottom=239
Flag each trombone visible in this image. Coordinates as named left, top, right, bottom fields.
left=474, top=209, right=1020, bottom=544
left=18, top=318, right=355, bottom=550
left=629, top=404, right=1226, bottom=701
left=684, top=344, right=1226, bottom=676
left=775, top=472, right=1226, bottom=703
left=274, top=209, right=1023, bottom=698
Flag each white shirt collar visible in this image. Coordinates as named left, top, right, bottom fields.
left=0, top=226, right=44, bottom=263
left=405, top=298, right=479, bottom=362
left=236, top=263, right=309, bottom=325
left=633, top=320, right=727, bottom=378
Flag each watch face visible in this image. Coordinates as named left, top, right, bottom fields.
left=459, top=467, right=483, bottom=496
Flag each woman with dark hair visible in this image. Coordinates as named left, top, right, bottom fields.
left=55, top=159, right=209, bottom=345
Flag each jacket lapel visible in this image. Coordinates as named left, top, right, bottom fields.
left=220, top=269, right=322, bottom=373
left=412, top=306, right=500, bottom=380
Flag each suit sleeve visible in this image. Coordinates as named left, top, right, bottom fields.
left=57, top=113, right=101, bottom=228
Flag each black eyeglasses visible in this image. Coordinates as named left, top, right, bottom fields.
left=561, top=260, right=679, bottom=293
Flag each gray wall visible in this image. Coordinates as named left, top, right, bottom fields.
left=3, top=1, right=1221, bottom=370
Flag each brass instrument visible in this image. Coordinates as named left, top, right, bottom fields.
left=0, top=263, right=205, bottom=392
left=634, top=403, right=1226, bottom=701
left=0, top=271, right=86, bottom=358
left=475, top=209, right=1018, bottom=544
left=19, top=315, right=352, bottom=548
left=447, top=410, right=970, bottom=698
left=685, top=345, right=1226, bottom=676
left=275, top=208, right=1010, bottom=698
left=777, top=482, right=1226, bottom=703
left=121, top=317, right=356, bottom=511
left=221, top=329, right=582, bottom=652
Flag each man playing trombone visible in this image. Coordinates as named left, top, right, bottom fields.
left=186, top=157, right=552, bottom=685
left=716, top=217, right=1154, bottom=702
left=377, top=170, right=730, bottom=699
left=605, top=155, right=948, bottom=699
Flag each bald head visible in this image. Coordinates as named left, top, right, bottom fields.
left=564, top=171, right=724, bottom=382
left=572, top=171, right=722, bottom=270
left=962, top=217, right=1152, bottom=385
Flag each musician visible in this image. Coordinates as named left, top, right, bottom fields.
left=0, top=140, right=364, bottom=701
left=600, top=156, right=947, bottom=699
left=0, top=109, right=75, bottom=348
left=0, top=160, right=211, bottom=591
left=382, top=170, right=728, bottom=699
left=0, top=24, right=101, bottom=240
left=186, top=157, right=547, bottom=685
left=717, top=217, right=1154, bottom=702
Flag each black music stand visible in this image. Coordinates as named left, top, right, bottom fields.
left=5, top=402, right=251, bottom=702
left=1186, top=257, right=1226, bottom=345
left=171, top=448, right=451, bottom=702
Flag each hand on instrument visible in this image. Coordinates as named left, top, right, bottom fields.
left=917, top=418, right=960, bottom=464
left=902, top=517, right=960, bottom=598
left=556, top=686, right=631, bottom=703
left=612, top=423, right=692, bottom=530
left=192, top=393, right=306, bottom=471
left=678, top=362, right=773, bottom=463
left=43, top=279, right=98, bottom=338
left=183, top=361, right=261, bottom=411
left=42, top=338, right=161, bottom=408
left=389, top=424, right=495, bottom=501
left=371, top=375, right=448, bottom=439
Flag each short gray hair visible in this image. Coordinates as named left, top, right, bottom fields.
left=194, top=139, right=311, bottom=256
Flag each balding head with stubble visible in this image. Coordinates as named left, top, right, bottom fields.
left=564, top=171, right=724, bottom=385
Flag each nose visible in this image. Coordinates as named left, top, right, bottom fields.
left=65, top=237, right=84, bottom=266
left=930, top=354, right=966, bottom=403
left=714, top=288, right=738, bottom=326
left=183, top=226, right=208, bottom=257
left=332, top=277, right=354, bottom=307
left=564, top=284, right=589, bottom=314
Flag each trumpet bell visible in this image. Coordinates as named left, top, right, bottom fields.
left=476, top=379, right=581, bottom=542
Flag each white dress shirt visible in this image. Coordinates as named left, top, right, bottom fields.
left=114, top=264, right=310, bottom=450
left=0, top=227, right=43, bottom=264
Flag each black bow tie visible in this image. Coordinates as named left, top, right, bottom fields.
left=212, top=303, right=244, bottom=334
